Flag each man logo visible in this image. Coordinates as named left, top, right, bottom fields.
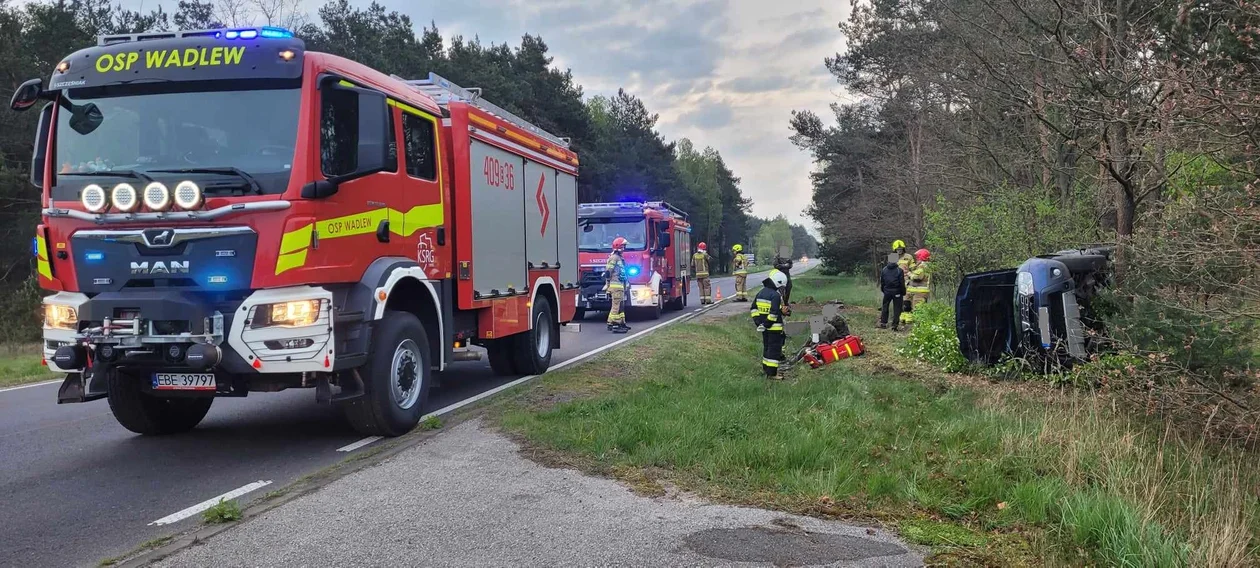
left=131, top=261, right=189, bottom=275
left=143, top=229, right=175, bottom=247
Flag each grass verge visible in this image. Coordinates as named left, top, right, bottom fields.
left=495, top=274, right=1259, bottom=566
left=0, top=343, right=56, bottom=389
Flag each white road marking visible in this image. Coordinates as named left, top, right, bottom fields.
left=336, top=436, right=383, bottom=453
left=149, top=480, right=273, bottom=526
left=0, top=379, right=60, bottom=394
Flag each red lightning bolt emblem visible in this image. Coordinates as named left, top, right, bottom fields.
left=535, top=173, right=550, bottom=235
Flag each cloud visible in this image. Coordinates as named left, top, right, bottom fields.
left=679, top=104, right=734, bottom=130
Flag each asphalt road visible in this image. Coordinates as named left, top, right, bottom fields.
left=0, top=262, right=814, bottom=568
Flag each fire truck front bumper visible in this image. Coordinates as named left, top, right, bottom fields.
left=42, top=287, right=336, bottom=394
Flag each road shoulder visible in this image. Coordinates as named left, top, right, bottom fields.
left=150, top=418, right=921, bottom=567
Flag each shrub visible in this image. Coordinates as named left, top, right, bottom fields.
left=897, top=301, right=969, bottom=372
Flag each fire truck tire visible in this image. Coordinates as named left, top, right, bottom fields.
left=344, top=311, right=431, bottom=437
left=513, top=297, right=555, bottom=375
left=486, top=338, right=518, bottom=376
left=106, top=372, right=214, bottom=435
left=666, top=282, right=684, bottom=311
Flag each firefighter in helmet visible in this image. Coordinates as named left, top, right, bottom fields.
left=905, top=249, right=932, bottom=321
left=732, top=244, right=749, bottom=302
left=891, top=240, right=916, bottom=324
left=692, top=242, right=714, bottom=305
left=751, top=270, right=791, bottom=379
left=605, top=237, right=631, bottom=333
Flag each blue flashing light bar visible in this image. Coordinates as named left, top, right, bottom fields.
left=85, top=251, right=105, bottom=262
left=31, top=238, right=38, bottom=257
left=260, top=27, right=294, bottom=38
left=207, top=275, right=229, bottom=285
left=626, top=266, right=641, bottom=277
left=217, top=26, right=291, bottom=40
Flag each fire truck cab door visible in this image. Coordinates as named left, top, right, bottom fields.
left=393, top=102, right=447, bottom=279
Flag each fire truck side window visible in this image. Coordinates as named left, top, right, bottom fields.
left=320, top=88, right=359, bottom=177
left=402, top=113, right=437, bottom=181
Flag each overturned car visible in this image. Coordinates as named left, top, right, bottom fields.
left=955, top=246, right=1114, bottom=366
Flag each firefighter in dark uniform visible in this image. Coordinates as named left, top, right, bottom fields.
left=751, top=270, right=791, bottom=379
left=605, top=237, right=630, bottom=333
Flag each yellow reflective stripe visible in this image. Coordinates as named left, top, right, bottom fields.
left=907, top=287, right=930, bottom=294
left=280, top=224, right=313, bottom=254
left=762, top=358, right=780, bottom=367
left=275, top=249, right=308, bottom=275
left=767, top=314, right=778, bottom=321
left=35, top=236, right=52, bottom=279
left=608, top=283, right=625, bottom=289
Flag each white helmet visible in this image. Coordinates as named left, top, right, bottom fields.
left=768, top=270, right=789, bottom=289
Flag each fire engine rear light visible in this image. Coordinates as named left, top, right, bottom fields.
left=56, top=61, right=70, bottom=73
left=110, top=183, right=139, bottom=212
left=143, top=182, right=171, bottom=211
left=81, top=184, right=107, bottom=213
left=173, top=180, right=203, bottom=210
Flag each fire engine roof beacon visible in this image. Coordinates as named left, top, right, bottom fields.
left=12, top=26, right=583, bottom=437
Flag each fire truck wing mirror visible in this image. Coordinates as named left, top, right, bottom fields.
left=320, top=80, right=391, bottom=184
left=68, top=102, right=103, bottom=136
left=9, top=78, right=43, bottom=112
left=352, top=88, right=390, bottom=177
left=658, top=232, right=671, bottom=248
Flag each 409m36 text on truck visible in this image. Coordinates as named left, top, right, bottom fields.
left=10, top=26, right=581, bottom=437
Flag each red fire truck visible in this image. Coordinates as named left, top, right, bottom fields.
left=576, top=202, right=692, bottom=320
left=9, top=27, right=580, bottom=437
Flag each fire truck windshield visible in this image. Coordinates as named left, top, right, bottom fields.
left=52, top=84, right=300, bottom=199
left=579, top=217, right=647, bottom=252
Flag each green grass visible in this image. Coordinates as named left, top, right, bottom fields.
left=0, top=343, right=56, bottom=389
left=496, top=274, right=1260, bottom=567
left=202, top=499, right=242, bottom=524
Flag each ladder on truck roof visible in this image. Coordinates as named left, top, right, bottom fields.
left=579, top=201, right=688, bottom=221
left=394, top=72, right=571, bottom=149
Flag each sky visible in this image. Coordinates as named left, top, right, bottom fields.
left=118, top=0, right=851, bottom=236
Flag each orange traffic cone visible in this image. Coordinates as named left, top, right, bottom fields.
left=715, top=287, right=723, bottom=301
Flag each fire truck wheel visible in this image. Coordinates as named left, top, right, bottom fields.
left=665, top=283, right=684, bottom=311
left=344, top=311, right=431, bottom=437
left=106, top=372, right=214, bottom=435
left=513, top=297, right=555, bottom=375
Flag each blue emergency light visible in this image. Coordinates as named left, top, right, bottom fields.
left=626, top=266, right=641, bottom=277
left=31, top=237, right=38, bottom=257
left=218, top=26, right=293, bottom=40
left=85, top=251, right=105, bottom=262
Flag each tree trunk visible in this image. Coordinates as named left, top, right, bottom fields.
left=1035, top=69, right=1052, bottom=189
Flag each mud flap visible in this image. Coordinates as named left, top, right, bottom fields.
left=57, top=371, right=108, bottom=404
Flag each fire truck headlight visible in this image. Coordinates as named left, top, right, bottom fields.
left=173, top=180, right=203, bottom=210
left=632, top=287, right=654, bottom=302
left=44, top=304, right=78, bottom=330
left=110, top=183, right=139, bottom=212
left=81, top=184, right=107, bottom=213
left=143, top=182, right=171, bottom=211
left=251, top=299, right=323, bottom=329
